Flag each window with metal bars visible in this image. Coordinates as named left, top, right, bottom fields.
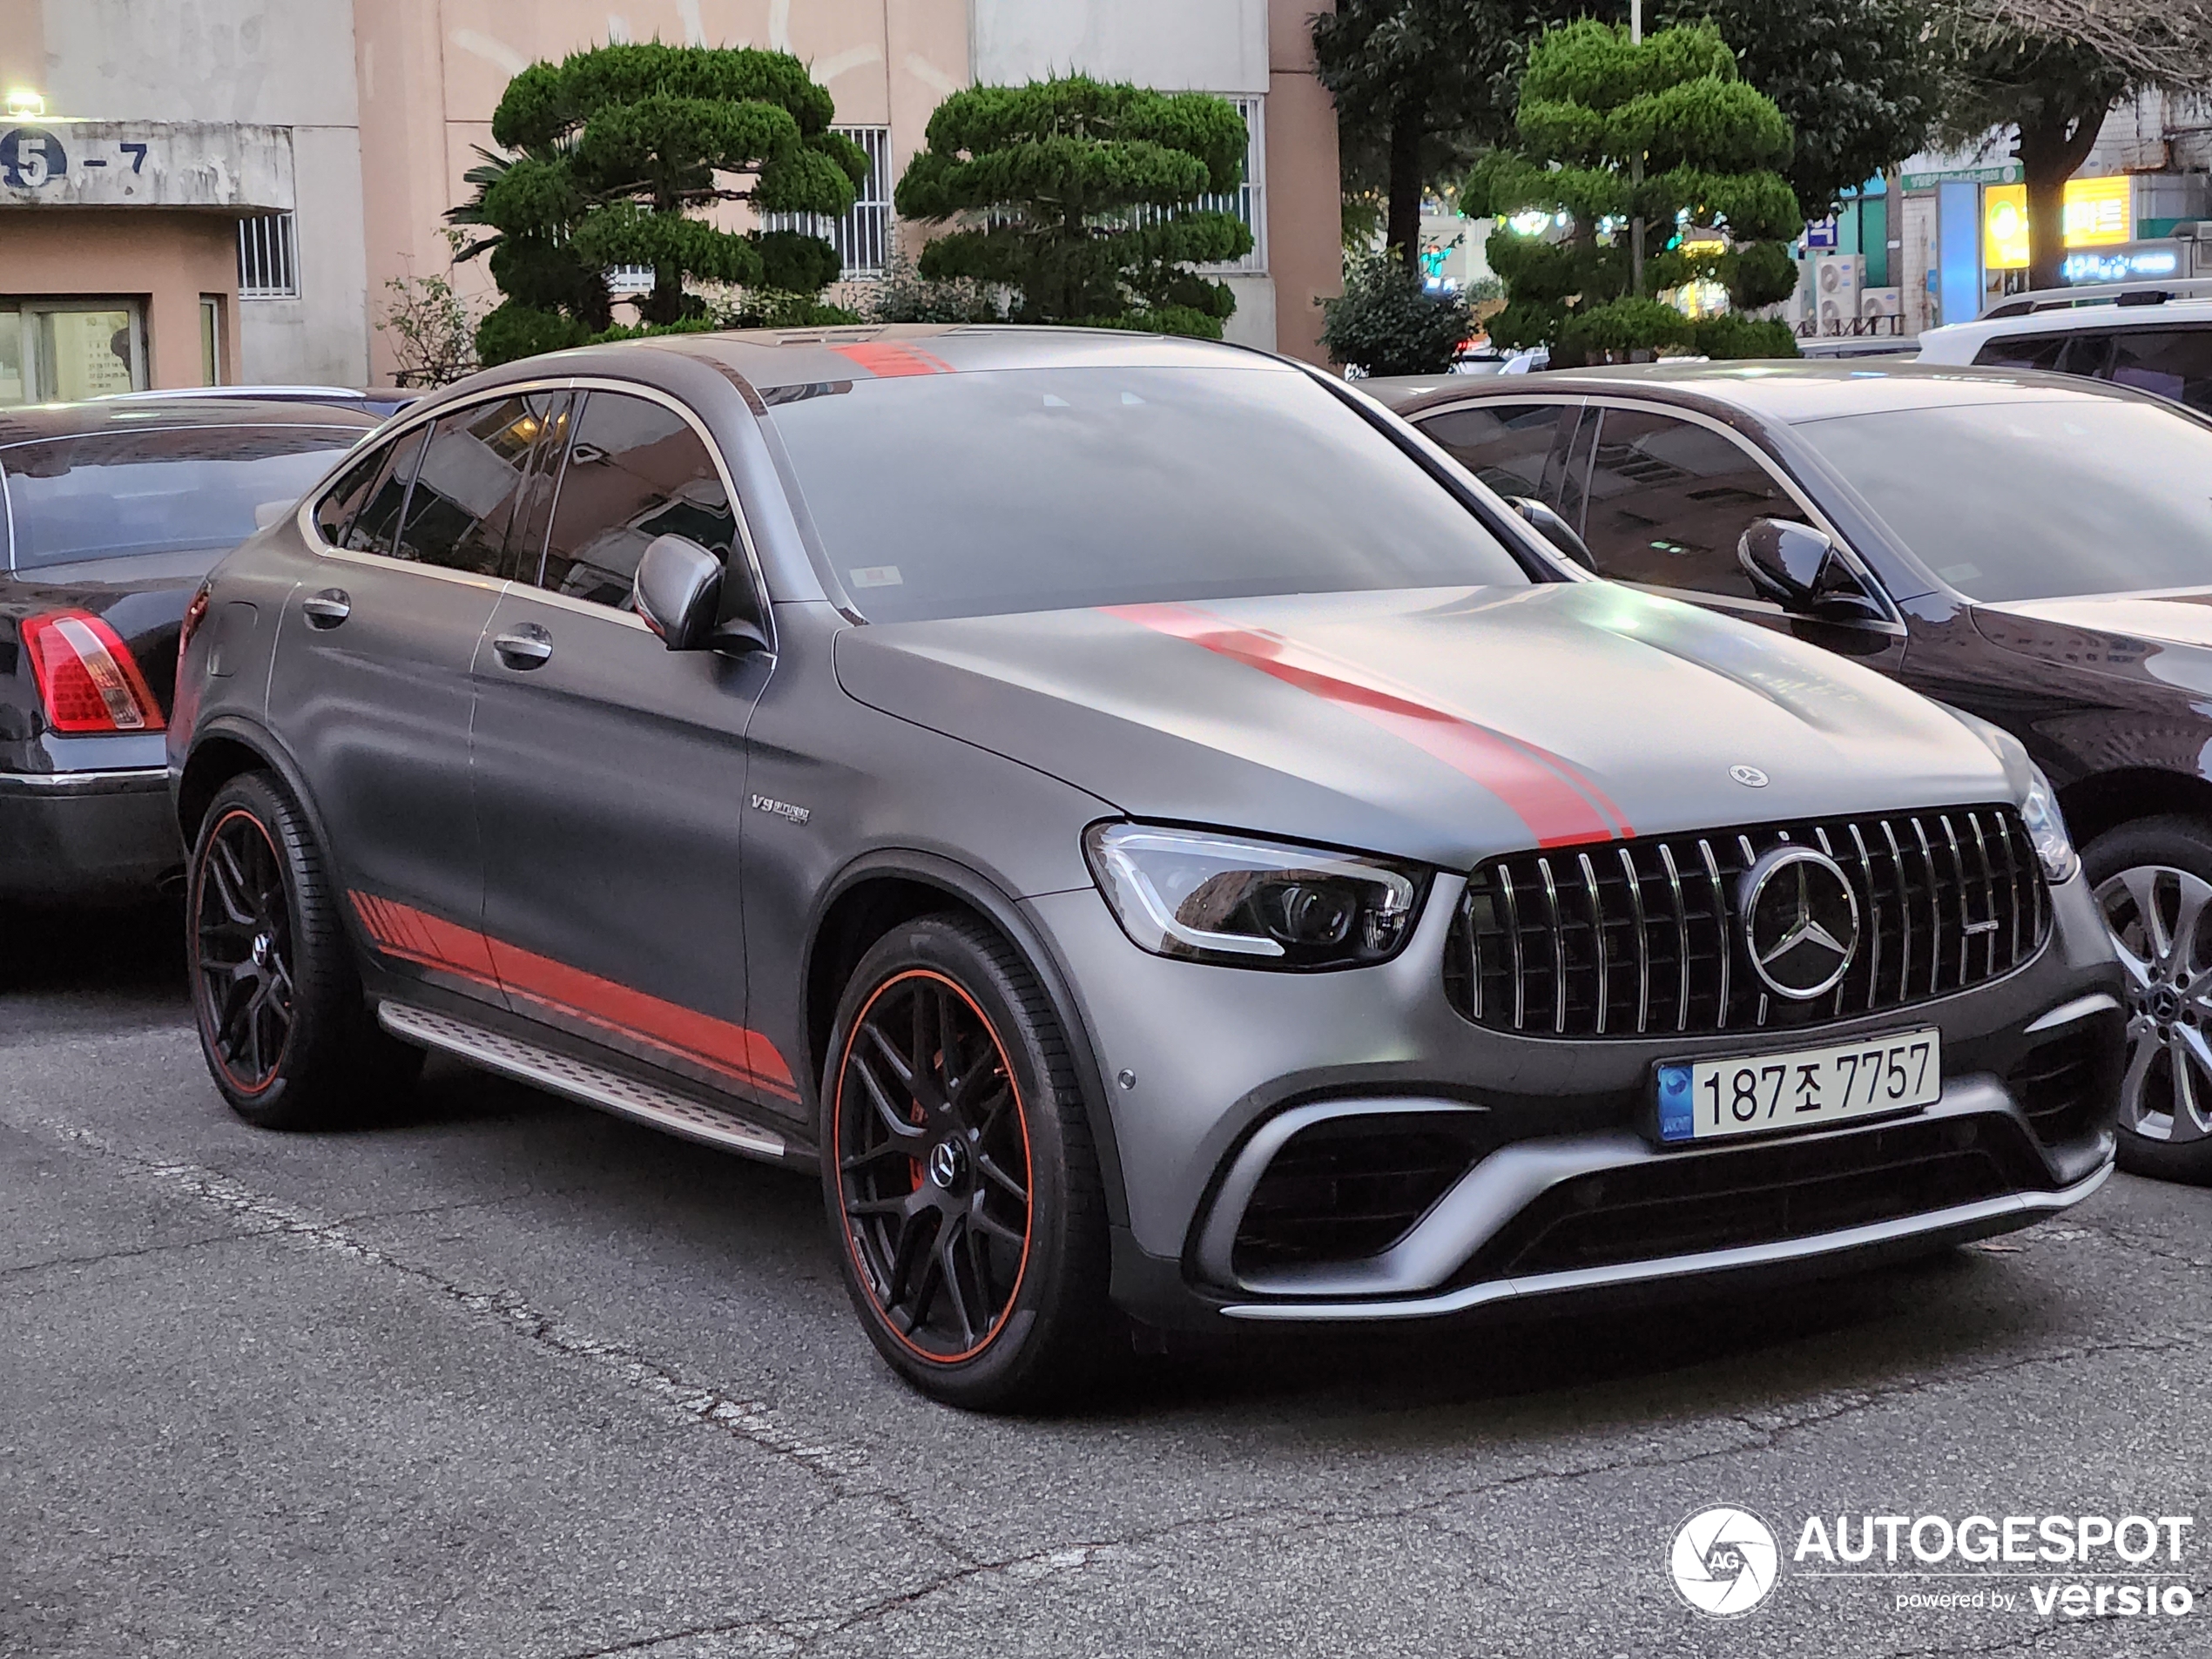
left=236, top=212, right=300, bottom=300
left=1125, top=95, right=1265, bottom=273
left=760, top=125, right=892, bottom=278
left=1444, top=806, right=2051, bottom=1039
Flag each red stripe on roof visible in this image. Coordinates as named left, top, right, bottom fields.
left=830, top=341, right=953, bottom=378
left=1105, top=602, right=1632, bottom=848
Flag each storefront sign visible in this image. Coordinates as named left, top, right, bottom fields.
left=1901, top=161, right=2021, bottom=190
left=2063, top=175, right=2131, bottom=247
left=2061, top=241, right=2186, bottom=285
left=1984, top=184, right=2029, bottom=270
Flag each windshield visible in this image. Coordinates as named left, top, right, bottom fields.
left=1791, top=397, right=2212, bottom=603
left=3, top=425, right=361, bottom=571
left=760, top=365, right=1532, bottom=623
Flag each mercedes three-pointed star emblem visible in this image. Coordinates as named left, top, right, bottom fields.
left=1739, top=845, right=1861, bottom=1000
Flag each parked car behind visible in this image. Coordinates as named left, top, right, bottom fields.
left=2, top=397, right=375, bottom=902
left=1916, top=291, right=2212, bottom=415
left=99, top=385, right=421, bottom=419
left=172, top=327, right=2121, bottom=1407
left=1371, top=361, right=2212, bottom=1181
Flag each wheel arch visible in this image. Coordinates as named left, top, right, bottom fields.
left=177, top=718, right=339, bottom=858
left=2060, top=767, right=2212, bottom=851
left=801, top=850, right=1130, bottom=1230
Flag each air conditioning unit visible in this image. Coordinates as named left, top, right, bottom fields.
left=1816, top=255, right=1864, bottom=328
left=1860, top=287, right=1903, bottom=319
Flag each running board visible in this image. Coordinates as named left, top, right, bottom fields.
left=377, top=1001, right=790, bottom=1163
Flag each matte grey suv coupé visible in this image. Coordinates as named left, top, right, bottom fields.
left=171, top=327, right=2124, bottom=1406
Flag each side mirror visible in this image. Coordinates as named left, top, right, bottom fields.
left=633, top=534, right=725, bottom=651
left=1507, top=496, right=1595, bottom=570
left=1737, top=518, right=1887, bottom=624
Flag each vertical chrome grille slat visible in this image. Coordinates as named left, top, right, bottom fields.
left=1658, top=841, right=1690, bottom=1034
left=1578, top=851, right=1608, bottom=1035
left=1498, top=866, right=1524, bottom=1032
left=1620, top=846, right=1650, bottom=1034
left=1448, top=806, right=2047, bottom=1038
left=1536, top=856, right=1568, bottom=1036
left=1699, top=839, right=1729, bottom=1029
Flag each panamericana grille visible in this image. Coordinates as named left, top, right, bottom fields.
left=1444, top=806, right=2049, bottom=1038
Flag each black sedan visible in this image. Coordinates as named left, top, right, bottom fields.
left=1370, top=361, right=2212, bottom=1182
left=1, top=397, right=376, bottom=902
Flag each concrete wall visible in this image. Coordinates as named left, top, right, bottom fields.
left=1264, top=0, right=1338, bottom=368
left=971, top=0, right=1267, bottom=92
left=3, top=208, right=241, bottom=387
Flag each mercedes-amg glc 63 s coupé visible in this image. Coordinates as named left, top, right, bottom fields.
left=170, top=327, right=2126, bottom=1406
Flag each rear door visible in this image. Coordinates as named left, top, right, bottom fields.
left=469, top=386, right=791, bottom=1112
left=271, top=391, right=558, bottom=1004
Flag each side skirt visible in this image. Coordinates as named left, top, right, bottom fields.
left=378, top=1000, right=792, bottom=1166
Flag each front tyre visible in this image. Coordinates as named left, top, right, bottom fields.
left=822, top=914, right=1109, bottom=1410
left=187, top=772, right=420, bottom=1130
left=2084, top=816, right=2212, bottom=1184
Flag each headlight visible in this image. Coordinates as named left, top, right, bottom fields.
left=2020, top=765, right=2078, bottom=884
left=1084, top=823, right=1426, bottom=969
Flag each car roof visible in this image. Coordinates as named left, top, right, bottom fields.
left=1362, top=358, right=2147, bottom=423
left=455, top=322, right=1294, bottom=399
left=0, top=396, right=380, bottom=448
left=1918, top=297, right=2212, bottom=361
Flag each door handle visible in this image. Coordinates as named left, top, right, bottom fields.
left=492, top=624, right=554, bottom=669
left=301, top=589, right=350, bottom=629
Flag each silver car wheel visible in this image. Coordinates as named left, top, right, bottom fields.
left=2095, top=864, right=2212, bottom=1143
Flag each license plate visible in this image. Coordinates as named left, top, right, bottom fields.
left=1656, top=1028, right=1942, bottom=1144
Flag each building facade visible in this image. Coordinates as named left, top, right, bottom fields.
left=1, top=0, right=1341, bottom=403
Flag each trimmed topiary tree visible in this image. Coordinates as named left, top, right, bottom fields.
left=1461, top=20, right=1801, bottom=366
left=893, top=76, right=1254, bottom=339
left=451, top=43, right=869, bottom=366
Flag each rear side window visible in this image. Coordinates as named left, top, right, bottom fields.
left=2, top=426, right=363, bottom=571
left=2105, top=328, right=2212, bottom=414
left=536, top=391, right=736, bottom=610
left=1579, top=408, right=1805, bottom=599
left=1413, top=402, right=1573, bottom=504
left=1972, top=333, right=2068, bottom=372
left=390, top=393, right=564, bottom=576
left=338, top=428, right=425, bottom=556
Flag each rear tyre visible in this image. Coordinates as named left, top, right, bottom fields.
left=186, top=772, right=421, bottom=1130
left=2083, top=816, right=2212, bottom=1184
left=821, top=913, right=1110, bottom=1410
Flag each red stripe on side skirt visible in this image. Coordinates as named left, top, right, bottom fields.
left=347, top=892, right=798, bottom=1101
left=830, top=341, right=952, bottom=378
left=1104, top=602, right=1633, bottom=848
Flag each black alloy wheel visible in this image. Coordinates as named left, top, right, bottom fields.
left=836, top=968, right=1033, bottom=1361
left=186, top=772, right=421, bottom=1129
left=194, top=807, right=296, bottom=1093
left=2085, top=816, right=2212, bottom=1184
left=823, top=914, right=1110, bottom=1408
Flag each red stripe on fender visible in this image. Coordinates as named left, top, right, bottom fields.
left=831, top=341, right=952, bottom=378
left=347, top=891, right=797, bottom=1101
left=1104, top=602, right=1632, bottom=848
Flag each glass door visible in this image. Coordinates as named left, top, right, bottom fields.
left=0, top=300, right=147, bottom=404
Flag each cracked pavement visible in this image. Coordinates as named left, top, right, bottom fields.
left=4, top=906, right=2209, bottom=1658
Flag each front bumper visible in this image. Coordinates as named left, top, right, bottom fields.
left=0, top=767, right=180, bottom=900
left=1025, top=867, right=2127, bottom=1330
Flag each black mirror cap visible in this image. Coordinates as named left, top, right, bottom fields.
left=633, top=534, right=724, bottom=651
left=1506, top=495, right=1596, bottom=572
left=1737, top=518, right=1886, bottom=624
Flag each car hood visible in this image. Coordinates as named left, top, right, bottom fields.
left=1973, top=590, right=2212, bottom=695
left=834, top=583, right=2015, bottom=868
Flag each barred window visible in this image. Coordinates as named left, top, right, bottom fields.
left=1129, top=96, right=1265, bottom=274
left=237, top=212, right=300, bottom=300
left=761, top=125, right=892, bottom=279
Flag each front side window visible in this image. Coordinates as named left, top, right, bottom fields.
left=538, top=392, right=737, bottom=610
left=1413, top=402, right=1573, bottom=505
left=1792, top=395, right=2212, bottom=602
left=3, top=425, right=362, bottom=570
left=761, top=365, right=1531, bottom=624
left=1578, top=408, right=1804, bottom=599
left=391, top=393, right=563, bottom=576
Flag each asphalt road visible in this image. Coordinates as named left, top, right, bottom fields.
left=4, top=904, right=2209, bottom=1659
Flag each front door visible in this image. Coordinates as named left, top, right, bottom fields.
left=469, top=388, right=791, bottom=1113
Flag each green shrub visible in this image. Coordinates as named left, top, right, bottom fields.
left=1320, top=252, right=1472, bottom=376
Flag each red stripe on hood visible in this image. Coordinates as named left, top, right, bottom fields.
left=1104, top=602, right=1632, bottom=848
left=831, top=341, right=953, bottom=378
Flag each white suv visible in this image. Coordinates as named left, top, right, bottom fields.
left=1916, top=289, right=2212, bottom=414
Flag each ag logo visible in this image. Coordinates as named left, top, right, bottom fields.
left=1669, top=1505, right=1778, bottom=1617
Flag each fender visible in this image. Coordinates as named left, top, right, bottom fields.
left=804, top=846, right=1132, bottom=1231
